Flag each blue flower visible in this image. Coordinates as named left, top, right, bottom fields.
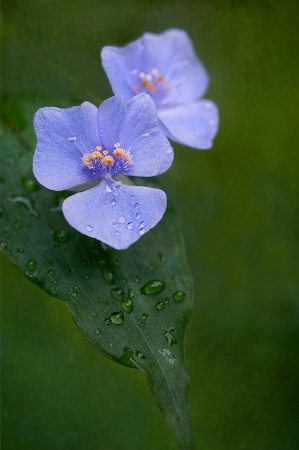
left=101, top=28, right=219, bottom=150
left=33, top=94, right=174, bottom=250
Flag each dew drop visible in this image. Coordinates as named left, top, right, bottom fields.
left=119, top=347, right=136, bottom=368
left=111, top=220, right=119, bottom=227
left=121, top=299, right=133, bottom=313
left=102, top=268, right=115, bottom=285
left=140, top=280, right=165, bottom=295
left=163, top=139, right=168, bottom=146
left=111, top=288, right=125, bottom=300
left=134, top=203, right=140, bottom=209
left=17, top=248, right=24, bottom=253
left=166, top=147, right=172, bottom=154
left=110, top=311, right=124, bottom=325
left=165, top=297, right=170, bottom=304
left=111, top=199, right=117, bottom=206
left=134, top=275, right=141, bottom=283
left=139, top=221, right=146, bottom=229
left=142, top=133, right=149, bottom=138
left=173, top=290, right=185, bottom=301
left=136, top=212, right=141, bottom=219
left=95, top=328, right=102, bottom=334
left=73, top=286, right=80, bottom=293
left=104, top=318, right=111, bottom=326
left=115, top=230, right=121, bottom=235
left=118, top=216, right=125, bottom=223
left=9, top=196, right=39, bottom=217
left=13, top=221, right=22, bottom=230
left=53, top=229, right=70, bottom=244
left=126, top=222, right=134, bottom=230
left=142, top=313, right=148, bottom=320
left=135, top=351, right=145, bottom=359
left=26, top=259, right=37, bottom=271
left=47, top=269, right=55, bottom=277
left=149, top=263, right=156, bottom=271
left=164, top=327, right=177, bottom=346
left=86, top=224, right=93, bottom=232
left=68, top=136, right=77, bottom=142
left=21, top=177, right=38, bottom=192
left=139, top=229, right=146, bottom=235
left=156, top=302, right=165, bottom=311
left=114, top=259, right=121, bottom=267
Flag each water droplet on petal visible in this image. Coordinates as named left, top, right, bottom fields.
left=126, top=222, right=134, bottom=230
left=110, top=311, right=124, bottom=325
left=111, top=220, right=119, bottom=227
left=139, top=229, right=146, bottom=235
left=26, top=259, right=36, bottom=271
left=173, top=291, right=185, bottom=301
left=134, top=203, right=140, bottom=209
left=141, top=280, right=165, bottom=295
left=166, top=147, right=172, bottom=154
left=163, top=139, right=168, bottom=146
left=68, top=136, right=77, bottom=142
left=115, top=230, right=121, bottom=235
left=86, top=224, right=93, bottom=232
left=111, top=288, right=125, bottom=300
left=142, top=133, right=149, bottom=138
left=136, top=212, right=141, bottom=219
left=139, top=221, right=146, bottom=229
left=111, top=199, right=117, bottom=205
left=118, top=216, right=125, bottom=223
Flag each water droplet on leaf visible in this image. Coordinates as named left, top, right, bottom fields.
left=95, top=328, right=102, bottom=334
left=104, top=318, right=111, bottom=326
left=26, top=259, right=36, bottom=271
left=13, top=221, right=22, bottom=230
left=53, top=229, right=70, bottom=244
left=110, top=311, right=124, bottom=325
left=173, top=291, right=185, bottom=302
left=121, top=299, right=133, bottom=313
left=102, top=268, right=115, bottom=285
left=47, top=269, right=55, bottom=277
left=156, top=302, right=165, bottom=311
left=111, top=288, right=125, bottom=300
left=135, top=351, right=145, bottom=359
left=141, top=280, right=165, bottom=295
left=21, top=177, right=38, bottom=192
left=164, top=327, right=177, bottom=346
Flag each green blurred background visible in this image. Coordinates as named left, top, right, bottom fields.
left=1, top=0, right=299, bottom=449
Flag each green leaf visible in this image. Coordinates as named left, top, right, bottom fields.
left=0, top=97, right=196, bottom=450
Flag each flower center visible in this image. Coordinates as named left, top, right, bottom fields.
left=81, top=142, right=132, bottom=178
left=134, top=69, right=169, bottom=97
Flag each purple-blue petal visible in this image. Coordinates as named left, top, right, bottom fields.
left=33, top=102, right=102, bottom=190
left=158, top=99, right=219, bottom=150
left=101, top=29, right=209, bottom=104
left=97, top=94, right=174, bottom=176
left=62, top=181, right=167, bottom=250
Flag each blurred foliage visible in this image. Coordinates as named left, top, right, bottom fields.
left=1, top=0, right=299, bottom=449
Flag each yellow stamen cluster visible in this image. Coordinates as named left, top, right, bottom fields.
left=81, top=143, right=132, bottom=170
left=135, top=69, right=169, bottom=95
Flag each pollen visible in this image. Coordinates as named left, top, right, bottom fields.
left=103, top=150, right=109, bottom=156
left=113, top=148, right=125, bottom=157
left=123, top=152, right=132, bottom=163
left=101, top=155, right=115, bottom=167
left=82, top=153, right=94, bottom=169
left=96, top=145, right=102, bottom=151
left=92, top=150, right=103, bottom=160
left=142, top=79, right=150, bottom=88
left=157, top=76, right=164, bottom=83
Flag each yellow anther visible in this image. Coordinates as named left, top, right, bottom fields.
left=157, top=75, right=164, bottom=83
left=96, top=145, right=102, bottom=151
left=142, top=79, right=150, bottom=88
left=123, top=152, right=132, bottom=163
left=113, top=148, right=125, bottom=157
left=149, top=83, right=158, bottom=93
left=114, top=142, right=120, bottom=148
left=101, top=155, right=115, bottom=167
left=92, top=150, right=103, bottom=160
left=82, top=153, right=94, bottom=169
left=103, top=150, right=108, bottom=156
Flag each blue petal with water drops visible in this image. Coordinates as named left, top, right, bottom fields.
left=33, top=102, right=102, bottom=190
left=98, top=94, right=173, bottom=177
left=62, top=181, right=167, bottom=250
left=33, top=95, right=173, bottom=249
left=101, top=28, right=219, bottom=150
